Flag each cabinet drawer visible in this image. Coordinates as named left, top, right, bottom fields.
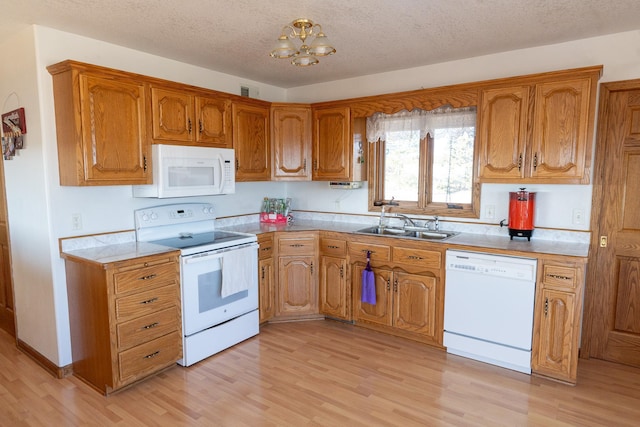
left=115, top=284, right=179, bottom=322
left=118, top=331, right=182, bottom=383
left=320, top=238, right=346, bottom=256
left=257, top=234, right=275, bottom=260
left=114, top=262, right=178, bottom=295
left=392, top=247, right=441, bottom=269
left=348, top=242, right=390, bottom=263
left=278, top=237, right=316, bottom=255
left=542, top=264, right=580, bottom=290
left=117, top=306, right=180, bottom=351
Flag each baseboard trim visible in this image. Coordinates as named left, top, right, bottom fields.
left=16, top=338, right=73, bottom=379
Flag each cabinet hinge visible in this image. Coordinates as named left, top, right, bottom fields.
left=518, top=153, right=523, bottom=171
left=544, top=297, right=549, bottom=317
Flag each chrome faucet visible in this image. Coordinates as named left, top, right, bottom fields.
left=432, top=215, right=439, bottom=231
left=393, top=213, right=416, bottom=228
left=379, top=205, right=386, bottom=228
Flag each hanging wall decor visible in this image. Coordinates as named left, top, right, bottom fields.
left=1, top=107, right=26, bottom=160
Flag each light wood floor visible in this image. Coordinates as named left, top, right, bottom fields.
left=2, top=320, right=640, bottom=426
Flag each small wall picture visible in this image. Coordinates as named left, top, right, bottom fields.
left=1, top=107, right=26, bottom=159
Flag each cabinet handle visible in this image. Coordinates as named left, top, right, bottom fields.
left=303, top=158, right=307, bottom=172
left=143, top=155, right=148, bottom=172
left=386, top=278, right=390, bottom=291
left=544, top=297, right=549, bottom=317
left=407, top=255, right=423, bottom=260
left=144, top=350, right=160, bottom=359
left=361, top=249, right=375, bottom=254
left=261, top=265, right=265, bottom=279
left=547, top=274, right=572, bottom=281
left=313, top=159, right=318, bottom=171
left=188, top=119, right=192, bottom=134
left=340, top=265, right=344, bottom=278
left=236, top=159, right=239, bottom=171
left=533, top=152, right=538, bottom=170
left=140, top=297, right=158, bottom=305
left=289, top=244, right=304, bottom=248
left=199, top=119, right=203, bottom=134
left=517, top=153, right=522, bottom=171
left=143, top=322, right=159, bottom=330
left=327, top=245, right=339, bottom=249
left=261, top=246, right=272, bottom=252
left=394, top=278, right=398, bottom=292
left=310, top=262, right=314, bottom=274
left=139, top=274, right=157, bottom=281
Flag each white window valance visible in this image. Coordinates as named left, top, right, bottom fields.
left=366, top=105, right=477, bottom=143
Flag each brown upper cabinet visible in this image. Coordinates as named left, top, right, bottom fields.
left=477, top=68, right=601, bottom=184
left=150, top=86, right=232, bottom=148
left=271, top=104, right=312, bottom=181
left=312, top=106, right=366, bottom=181
left=233, top=100, right=271, bottom=181
left=48, top=60, right=151, bottom=186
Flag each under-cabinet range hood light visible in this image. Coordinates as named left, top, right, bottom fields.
left=329, top=181, right=363, bottom=189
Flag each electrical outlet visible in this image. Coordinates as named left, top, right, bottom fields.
left=486, top=205, right=495, bottom=219
left=572, top=208, right=584, bottom=225
left=71, top=213, right=83, bottom=230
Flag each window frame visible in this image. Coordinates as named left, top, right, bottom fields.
left=367, top=112, right=481, bottom=219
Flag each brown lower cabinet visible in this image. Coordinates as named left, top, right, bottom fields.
left=531, top=257, right=586, bottom=384
left=257, top=233, right=276, bottom=323
left=63, top=251, right=182, bottom=394
left=258, top=230, right=585, bottom=383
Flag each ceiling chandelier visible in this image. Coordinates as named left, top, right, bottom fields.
left=269, top=18, right=336, bottom=67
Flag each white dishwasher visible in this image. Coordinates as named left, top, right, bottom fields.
left=444, top=250, right=537, bottom=374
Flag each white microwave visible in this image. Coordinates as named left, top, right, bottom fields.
left=133, top=144, right=235, bottom=198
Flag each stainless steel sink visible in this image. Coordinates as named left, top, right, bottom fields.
left=406, top=230, right=458, bottom=240
left=355, top=226, right=410, bottom=236
left=355, top=226, right=458, bottom=241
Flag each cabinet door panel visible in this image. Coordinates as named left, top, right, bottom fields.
left=277, top=256, right=316, bottom=316
left=258, top=257, right=275, bottom=322
left=319, top=255, right=348, bottom=319
left=313, top=106, right=351, bottom=180
left=196, top=96, right=232, bottom=147
left=233, top=103, right=271, bottom=181
left=534, top=289, right=575, bottom=378
left=478, top=86, right=529, bottom=180
left=351, top=264, right=392, bottom=326
left=151, top=87, right=194, bottom=142
left=80, top=74, right=149, bottom=183
left=272, top=106, right=311, bottom=180
left=393, top=272, right=437, bottom=338
left=530, top=78, right=591, bottom=181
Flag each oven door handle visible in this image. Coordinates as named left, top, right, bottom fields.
left=184, top=251, right=224, bottom=265
left=183, top=243, right=258, bottom=265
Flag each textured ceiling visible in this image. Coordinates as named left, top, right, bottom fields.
left=2, top=0, right=640, bottom=88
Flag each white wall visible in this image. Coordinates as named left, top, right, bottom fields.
left=0, top=26, right=288, bottom=366
left=0, top=27, right=59, bottom=362
left=3, top=25, right=640, bottom=367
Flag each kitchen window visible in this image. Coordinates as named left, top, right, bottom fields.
left=367, top=105, right=479, bottom=217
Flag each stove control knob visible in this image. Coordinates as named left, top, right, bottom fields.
left=151, top=212, right=158, bottom=220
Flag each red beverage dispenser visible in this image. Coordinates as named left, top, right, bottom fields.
left=508, top=188, right=535, bottom=241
